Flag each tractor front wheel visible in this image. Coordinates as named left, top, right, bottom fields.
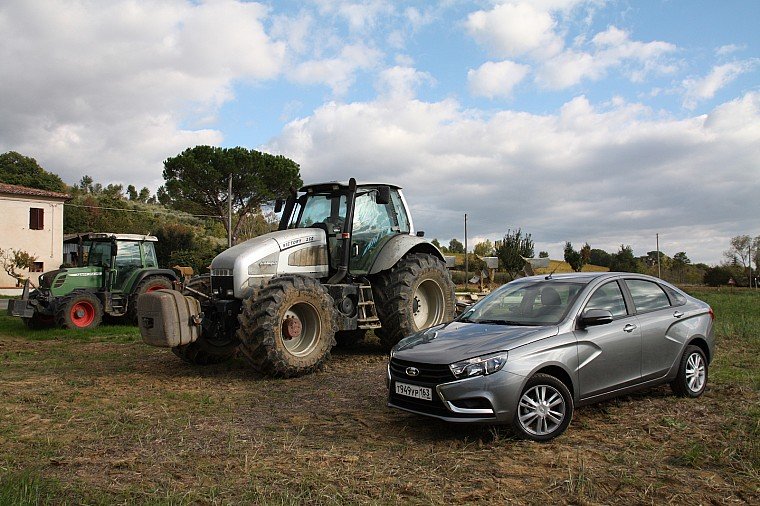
left=237, top=276, right=336, bottom=378
left=56, top=292, right=103, bottom=329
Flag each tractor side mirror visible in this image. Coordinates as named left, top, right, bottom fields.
left=376, top=186, right=391, bottom=205
left=274, top=198, right=284, bottom=213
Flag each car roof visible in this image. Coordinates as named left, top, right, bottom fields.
left=516, top=271, right=677, bottom=285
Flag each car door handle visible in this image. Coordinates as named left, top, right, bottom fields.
left=623, top=324, right=637, bottom=333
left=673, top=311, right=684, bottom=318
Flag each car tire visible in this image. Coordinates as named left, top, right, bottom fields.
left=512, top=373, right=573, bottom=442
left=670, top=345, right=708, bottom=398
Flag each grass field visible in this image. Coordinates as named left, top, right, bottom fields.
left=0, top=288, right=757, bottom=504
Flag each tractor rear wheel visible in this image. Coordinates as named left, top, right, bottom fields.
left=237, top=276, right=336, bottom=378
left=171, top=275, right=237, bottom=365
left=56, top=291, right=104, bottom=329
left=373, top=253, right=455, bottom=350
left=128, top=276, right=173, bottom=322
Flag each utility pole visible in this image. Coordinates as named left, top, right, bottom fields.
left=464, top=213, right=468, bottom=290
left=656, top=233, right=661, bottom=279
left=228, top=175, right=233, bottom=248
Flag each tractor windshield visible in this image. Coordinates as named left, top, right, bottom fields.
left=85, top=241, right=113, bottom=267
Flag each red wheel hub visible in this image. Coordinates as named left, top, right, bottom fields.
left=70, top=301, right=95, bottom=327
left=282, top=317, right=302, bottom=340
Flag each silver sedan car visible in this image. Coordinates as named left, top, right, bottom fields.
left=387, top=273, right=714, bottom=441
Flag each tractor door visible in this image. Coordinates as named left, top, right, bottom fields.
left=294, top=192, right=347, bottom=274
left=113, top=241, right=144, bottom=291
left=349, top=188, right=410, bottom=275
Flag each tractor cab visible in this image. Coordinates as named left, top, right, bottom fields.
left=278, top=181, right=414, bottom=278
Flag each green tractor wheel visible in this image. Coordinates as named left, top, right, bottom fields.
left=56, top=292, right=104, bottom=330
left=128, top=276, right=173, bottom=322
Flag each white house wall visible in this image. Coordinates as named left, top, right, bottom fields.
left=0, top=194, right=65, bottom=293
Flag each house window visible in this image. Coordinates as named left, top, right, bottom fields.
left=29, top=208, right=44, bottom=230
left=31, top=262, right=44, bottom=272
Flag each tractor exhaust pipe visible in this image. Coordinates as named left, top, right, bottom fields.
left=327, top=178, right=357, bottom=284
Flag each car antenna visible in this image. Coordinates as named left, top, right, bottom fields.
left=545, top=262, right=561, bottom=280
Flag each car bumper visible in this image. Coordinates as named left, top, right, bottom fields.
left=387, top=364, right=525, bottom=424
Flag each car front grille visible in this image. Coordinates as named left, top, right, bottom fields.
left=389, top=358, right=456, bottom=383
left=388, top=358, right=488, bottom=419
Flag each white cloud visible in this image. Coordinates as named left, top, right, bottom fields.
left=468, top=61, right=530, bottom=99
left=289, top=43, right=382, bottom=95
left=682, top=61, right=757, bottom=109
left=268, top=89, right=760, bottom=265
left=465, top=2, right=565, bottom=59
left=536, top=26, right=676, bottom=89
left=0, top=0, right=284, bottom=187
left=715, top=44, right=745, bottom=56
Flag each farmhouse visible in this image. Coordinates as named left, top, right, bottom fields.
left=0, top=182, right=69, bottom=294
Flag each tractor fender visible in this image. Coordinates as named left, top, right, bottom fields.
left=130, top=269, right=179, bottom=292
left=367, top=235, right=445, bottom=275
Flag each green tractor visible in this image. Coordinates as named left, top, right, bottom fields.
left=7, top=233, right=178, bottom=329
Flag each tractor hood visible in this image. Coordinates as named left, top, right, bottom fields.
left=211, top=228, right=329, bottom=299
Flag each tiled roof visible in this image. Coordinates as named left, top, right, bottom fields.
left=0, top=182, right=70, bottom=200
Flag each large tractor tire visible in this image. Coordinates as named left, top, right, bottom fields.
left=128, top=275, right=173, bottom=322
left=56, top=291, right=104, bottom=330
left=171, top=274, right=237, bottom=366
left=23, top=312, right=55, bottom=330
left=237, top=275, right=337, bottom=378
left=334, top=329, right=367, bottom=347
left=373, top=253, right=455, bottom=350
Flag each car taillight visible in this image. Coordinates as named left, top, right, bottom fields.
left=708, top=307, right=715, bottom=320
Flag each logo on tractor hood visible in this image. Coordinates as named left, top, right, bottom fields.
left=67, top=272, right=101, bottom=277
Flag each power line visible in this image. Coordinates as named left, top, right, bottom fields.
left=64, top=202, right=223, bottom=219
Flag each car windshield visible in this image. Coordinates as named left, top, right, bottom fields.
left=458, top=279, right=588, bottom=326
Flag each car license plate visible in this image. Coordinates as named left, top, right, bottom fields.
left=395, top=381, right=432, bottom=401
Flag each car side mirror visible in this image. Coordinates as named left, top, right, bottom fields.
left=376, top=186, right=391, bottom=205
left=274, top=198, right=284, bottom=213
left=578, top=309, right=613, bottom=327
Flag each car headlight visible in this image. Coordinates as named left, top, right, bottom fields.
left=449, top=352, right=508, bottom=379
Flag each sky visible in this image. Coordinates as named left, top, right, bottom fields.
left=1, top=0, right=758, bottom=265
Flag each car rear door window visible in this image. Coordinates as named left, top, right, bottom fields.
left=585, top=281, right=627, bottom=318
left=626, top=279, right=671, bottom=313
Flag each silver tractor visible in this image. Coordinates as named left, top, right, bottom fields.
left=138, top=178, right=455, bottom=377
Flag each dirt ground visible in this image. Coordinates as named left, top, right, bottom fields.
left=0, top=330, right=757, bottom=505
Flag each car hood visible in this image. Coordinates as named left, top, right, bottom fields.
left=392, top=321, right=559, bottom=364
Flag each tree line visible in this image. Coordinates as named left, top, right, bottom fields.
left=1, top=149, right=756, bottom=286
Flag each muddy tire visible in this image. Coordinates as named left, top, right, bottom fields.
left=128, top=276, right=173, bottom=322
left=56, top=291, right=103, bottom=329
left=23, top=313, right=55, bottom=329
left=334, top=329, right=367, bottom=347
left=171, top=336, right=237, bottom=365
left=171, top=274, right=236, bottom=366
left=237, top=276, right=336, bottom=378
left=373, top=253, right=455, bottom=349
